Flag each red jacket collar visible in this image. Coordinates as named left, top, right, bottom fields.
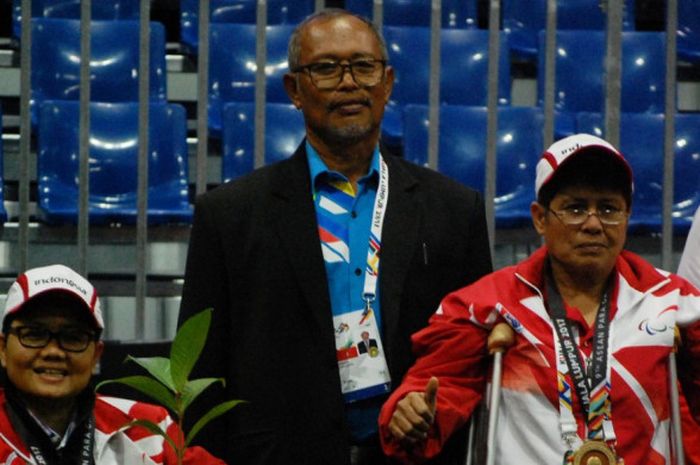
left=514, top=246, right=669, bottom=295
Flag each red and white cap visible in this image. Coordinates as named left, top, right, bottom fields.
left=535, top=133, right=633, bottom=197
left=2, top=264, right=103, bottom=329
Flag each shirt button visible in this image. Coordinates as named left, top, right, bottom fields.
left=351, top=211, right=357, bottom=218
left=354, top=268, right=362, bottom=276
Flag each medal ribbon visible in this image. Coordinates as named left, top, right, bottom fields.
left=545, top=261, right=614, bottom=442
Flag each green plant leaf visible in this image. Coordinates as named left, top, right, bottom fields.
left=170, top=309, right=212, bottom=391
left=186, top=399, right=245, bottom=446
left=96, top=376, right=179, bottom=413
left=127, top=356, right=175, bottom=391
left=126, top=419, right=181, bottom=457
left=181, top=378, right=225, bottom=411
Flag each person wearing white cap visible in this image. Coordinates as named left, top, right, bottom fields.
left=0, top=264, right=226, bottom=465
left=378, top=134, right=700, bottom=465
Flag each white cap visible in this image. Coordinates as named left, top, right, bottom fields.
left=535, top=133, right=633, bottom=197
left=3, top=264, right=103, bottom=329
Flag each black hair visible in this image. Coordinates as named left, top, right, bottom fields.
left=536, top=149, right=633, bottom=209
left=2, top=291, right=102, bottom=340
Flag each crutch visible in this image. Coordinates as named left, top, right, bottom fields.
left=484, top=322, right=516, bottom=465
left=669, top=326, right=686, bottom=465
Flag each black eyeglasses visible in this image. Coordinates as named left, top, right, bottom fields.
left=291, top=58, right=387, bottom=89
left=8, top=326, right=97, bottom=353
left=547, top=206, right=629, bottom=227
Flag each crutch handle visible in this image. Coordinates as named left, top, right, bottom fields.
left=488, top=322, right=515, bottom=355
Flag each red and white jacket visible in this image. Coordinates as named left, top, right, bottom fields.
left=380, top=247, right=700, bottom=465
left=0, top=391, right=226, bottom=465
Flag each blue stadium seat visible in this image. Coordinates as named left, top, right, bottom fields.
left=576, top=112, right=700, bottom=234
left=30, top=18, right=167, bottom=126
left=538, top=31, right=666, bottom=113
left=0, top=105, right=7, bottom=223
left=345, top=0, right=477, bottom=28
left=403, top=105, right=544, bottom=228
left=180, top=0, right=313, bottom=53
left=221, top=102, right=305, bottom=182
left=678, top=0, right=700, bottom=63
left=209, top=23, right=294, bottom=135
left=537, top=30, right=666, bottom=139
left=382, top=26, right=511, bottom=150
left=12, top=0, right=140, bottom=39
left=503, top=0, right=635, bottom=59
left=37, top=101, right=192, bottom=225
left=672, top=113, right=700, bottom=230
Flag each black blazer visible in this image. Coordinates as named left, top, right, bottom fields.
left=179, top=144, right=492, bottom=465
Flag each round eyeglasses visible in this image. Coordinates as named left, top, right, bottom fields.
left=547, top=206, right=629, bottom=227
left=292, top=59, right=387, bottom=90
left=8, top=326, right=97, bottom=353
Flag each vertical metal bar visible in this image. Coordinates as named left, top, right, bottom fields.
left=135, top=0, right=151, bottom=340
left=485, top=0, right=500, bottom=259
left=373, top=0, right=384, bottom=27
left=254, top=0, right=268, bottom=169
left=78, top=0, right=91, bottom=276
left=18, top=0, right=32, bottom=273
left=485, top=351, right=504, bottom=465
left=427, top=0, right=441, bottom=171
left=669, top=351, right=686, bottom=465
left=604, top=0, right=623, bottom=147
left=465, top=419, right=475, bottom=465
left=542, top=0, right=557, bottom=149
left=195, top=0, right=210, bottom=195
left=315, top=0, right=325, bottom=12
left=662, top=0, right=678, bottom=271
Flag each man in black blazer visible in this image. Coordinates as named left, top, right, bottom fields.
left=178, top=9, right=492, bottom=465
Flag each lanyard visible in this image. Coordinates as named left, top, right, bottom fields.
left=361, top=156, right=389, bottom=313
left=28, top=415, right=95, bottom=465
left=545, top=261, right=615, bottom=443
left=5, top=383, right=96, bottom=465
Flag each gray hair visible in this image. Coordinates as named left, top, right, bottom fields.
left=287, top=9, right=389, bottom=70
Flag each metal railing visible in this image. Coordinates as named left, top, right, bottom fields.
left=9, top=0, right=686, bottom=339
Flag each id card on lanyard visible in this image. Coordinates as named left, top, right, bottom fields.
left=334, top=157, right=391, bottom=403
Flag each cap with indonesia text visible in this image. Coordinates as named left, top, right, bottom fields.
left=2, top=264, right=104, bottom=329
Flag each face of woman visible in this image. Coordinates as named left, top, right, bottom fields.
left=0, top=305, right=103, bottom=409
left=531, top=185, right=629, bottom=279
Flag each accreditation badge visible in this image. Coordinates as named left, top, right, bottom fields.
left=572, top=441, right=621, bottom=465
left=333, top=307, right=391, bottom=402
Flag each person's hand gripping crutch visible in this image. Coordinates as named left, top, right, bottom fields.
left=485, top=322, right=515, bottom=465
left=387, top=322, right=515, bottom=455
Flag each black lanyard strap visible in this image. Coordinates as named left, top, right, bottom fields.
left=545, top=261, right=613, bottom=416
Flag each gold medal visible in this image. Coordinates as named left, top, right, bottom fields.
left=572, top=440, right=618, bottom=465
left=369, top=346, right=379, bottom=358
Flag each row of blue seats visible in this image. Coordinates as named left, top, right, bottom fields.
left=27, top=17, right=677, bottom=149
left=0, top=101, right=191, bottom=226
left=224, top=102, right=700, bottom=233
left=12, top=0, right=700, bottom=62
left=2, top=101, right=699, bottom=232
